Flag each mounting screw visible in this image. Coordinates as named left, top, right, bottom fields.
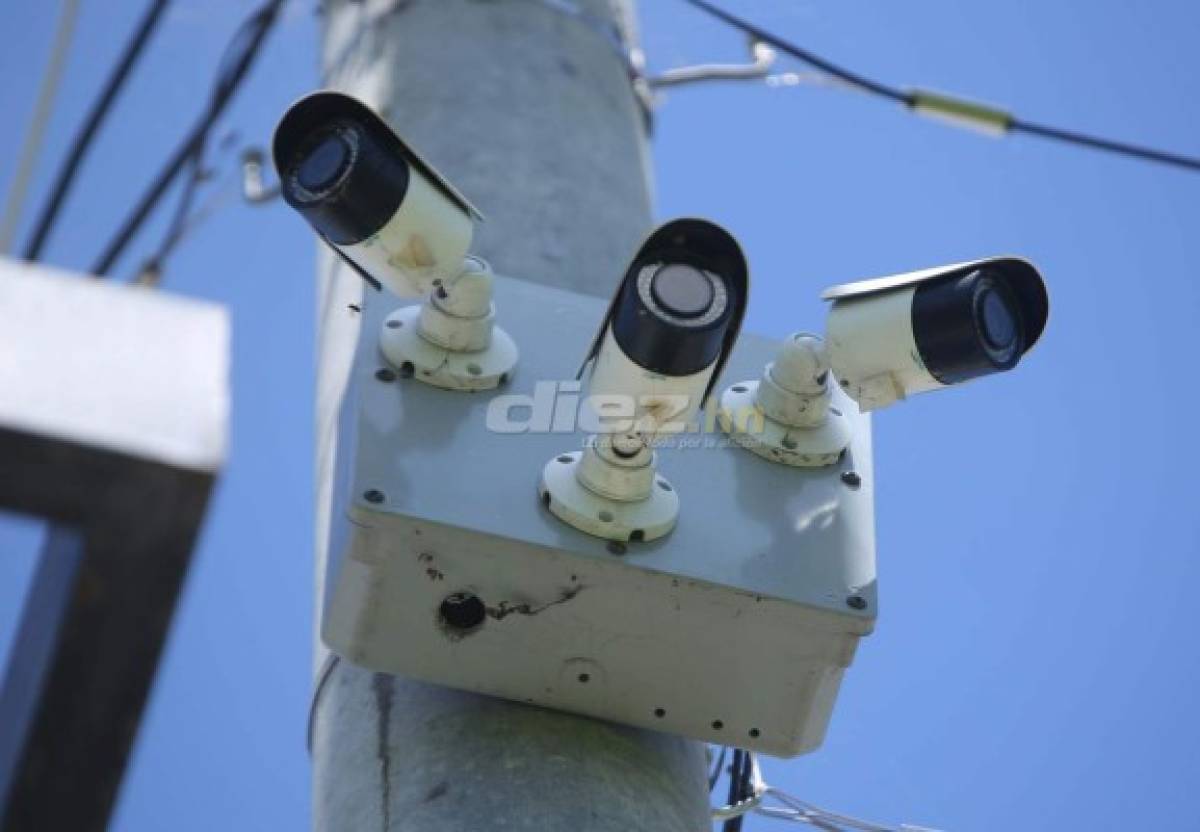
left=363, top=489, right=385, bottom=504
left=841, top=470, right=862, bottom=489
left=375, top=368, right=397, bottom=383
left=846, top=594, right=867, bottom=610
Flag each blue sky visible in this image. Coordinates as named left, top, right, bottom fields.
left=2, top=1, right=1198, bottom=830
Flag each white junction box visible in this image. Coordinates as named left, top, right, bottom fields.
left=323, top=276, right=877, bottom=757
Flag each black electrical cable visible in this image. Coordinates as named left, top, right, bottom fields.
left=709, top=746, right=729, bottom=791
left=89, top=0, right=285, bottom=278
left=1009, top=116, right=1200, bottom=172
left=135, top=138, right=207, bottom=285
left=723, top=748, right=749, bottom=832
left=722, top=749, right=742, bottom=832
left=680, top=0, right=1200, bottom=173
left=134, top=2, right=278, bottom=284
left=22, top=0, right=172, bottom=261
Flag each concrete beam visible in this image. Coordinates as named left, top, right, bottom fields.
left=0, top=258, right=229, bottom=831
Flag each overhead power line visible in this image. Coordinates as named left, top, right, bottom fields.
left=681, top=0, right=1200, bottom=173
left=0, top=0, right=82, bottom=252
left=89, top=0, right=286, bottom=278
left=1007, top=117, right=1200, bottom=172
left=22, top=0, right=173, bottom=262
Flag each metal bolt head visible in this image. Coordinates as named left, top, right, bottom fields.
left=846, top=594, right=867, bottom=610
left=364, top=489, right=385, bottom=504
left=841, top=470, right=862, bottom=489
left=375, top=368, right=397, bottom=383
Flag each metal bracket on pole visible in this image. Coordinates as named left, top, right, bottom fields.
left=647, top=39, right=776, bottom=89
left=0, top=258, right=229, bottom=832
left=240, top=147, right=281, bottom=204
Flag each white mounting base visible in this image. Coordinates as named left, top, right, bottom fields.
left=718, top=381, right=852, bottom=467
left=538, top=451, right=679, bottom=543
left=379, top=305, right=518, bottom=391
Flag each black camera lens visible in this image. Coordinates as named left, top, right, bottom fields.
left=912, top=269, right=1026, bottom=384
left=295, top=131, right=352, bottom=193
left=611, top=262, right=731, bottom=376
left=978, top=283, right=1019, bottom=353
left=597, top=219, right=747, bottom=381
left=650, top=264, right=716, bottom=319
left=279, top=116, right=410, bottom=246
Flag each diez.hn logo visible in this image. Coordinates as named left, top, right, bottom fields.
left=485, top=380, right=765, bottom=445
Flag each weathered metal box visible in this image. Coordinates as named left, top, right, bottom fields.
left=323, top=276, right=876, bottom=757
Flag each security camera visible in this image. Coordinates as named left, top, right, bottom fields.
left=580, top=219, right=750, bottom=437
left=718, top=256, right=1048, bottom=466
left=539, top=219, right=749, bottom=542
left=823, top=257, right=1049, bottom=411
left=273, top=90, right=480, bottom=297
left=273, top=91, right=516, bottom=390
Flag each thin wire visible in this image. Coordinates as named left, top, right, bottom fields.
left=307, top=654, right=341, bottom=754
left=133, top=136, right=268, bottom=287
left=134, top=139, right=209, bottom=286
left=723, top=749, right=751, bottom=832
left=22, top=0, right=172, bottom=261
left=133, top=0, right=278, bottom=286
left=89, top=0, right=286, bottom=278
left=1009, top=116, right=1200, bottom=172
left=709, top=746, right=729, bottom=790
left=680, top=0, right=1200, bottom=173
left=0, top=0, right=82, bottom=252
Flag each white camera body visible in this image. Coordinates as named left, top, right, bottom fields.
left=824, top=257, right=1049, bottom=412
left=585, top=327, right=717, bottom=436
left=274, top=91, right=481, bottom=298
left=825, top=283, right=939, bottom=411
left=338, top=169, right=476, bottom=299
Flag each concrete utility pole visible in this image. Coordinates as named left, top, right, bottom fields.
left=310, top=1, right=710, bottom=830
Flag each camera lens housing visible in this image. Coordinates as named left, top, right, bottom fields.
left=911, top=268, right=1025, bottom=384
left=280, top=117, right=411, bottom=246
left=610, top=261, right=734, bottom=377
left=273, top=91, right=482, bottom=297
left=581, top=219, right=749, bottom=436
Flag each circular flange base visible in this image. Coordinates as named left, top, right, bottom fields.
left=380, top=305, right=517, bottom=391
left=539, top=452, right=679, bottom=543
left=718, top=381, right=852, bottom=468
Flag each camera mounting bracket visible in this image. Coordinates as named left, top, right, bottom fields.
left=719, top=333, right=853, bottom=467
left=539, top=438, right=680, bottom=543
left=379, top=256, right=518, bottom=391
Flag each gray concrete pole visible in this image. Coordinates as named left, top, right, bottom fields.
left=310, top=1, right=712, bottom=830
